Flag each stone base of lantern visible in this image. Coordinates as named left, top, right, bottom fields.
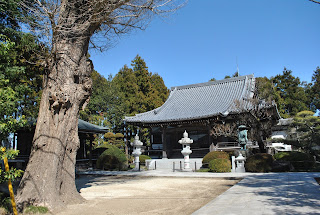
left=133, top=164, right=140, bottom=171
left=182, top=168, right=193, bottom=172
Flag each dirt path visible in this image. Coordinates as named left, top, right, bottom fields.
left=56, top=175, right=239, bottom=215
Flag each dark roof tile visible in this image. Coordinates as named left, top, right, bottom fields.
left=125, top=75, right=256, bottom=124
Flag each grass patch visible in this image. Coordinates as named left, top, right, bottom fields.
left=196, top=168, right=210, bottom=172
left=24, top=205, right=48, bottom=214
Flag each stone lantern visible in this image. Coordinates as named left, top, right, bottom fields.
left=131, top=134, right=143, bottom=171
left=235, top=153, right=246, bottom=173
left=178, top=130, right=193, bottom=171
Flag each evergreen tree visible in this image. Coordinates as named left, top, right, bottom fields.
left=311, top=67, right=320, bottom=110
left=0, top=0, right=44, bottom=142
left=0, top=36, right=27, bottom=143
left=112, top=55, right=169, bottom=148
left=80, top=71, right=125, bottom=133
left=255, top=77, right=277, bottom=102
left=287, top=111, right=320, bottom=153
left=113, top=55, right=169, bottom=116
left=271, top=68, right=310, bottom=118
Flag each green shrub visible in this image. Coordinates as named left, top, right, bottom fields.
left=0, top=192, right=11, bottom=214
left=202, top=151, right=230, bottom=165
left=208, top=158, right=231, bottom=173
left=139, top=155, right=151, bottom=164
left=274, top=151, right=315, bottom=171
left=245, top=153, right=274, bottom=173
left=96, top=145, right=127, bottom=171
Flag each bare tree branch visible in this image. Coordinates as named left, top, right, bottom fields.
left=18, top=0, right=186, bottom=51
left=309, top=0, right=320, bottom=4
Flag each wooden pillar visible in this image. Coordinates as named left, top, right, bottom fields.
left=207, top=124, right=212, bottom=147
left=89, top=134, right=94, bottom=168
left=124, top=124, right=129, bottom=166
left=162, top=126, right=167, bottom=158
left=78, top=133, right=85, bottom=159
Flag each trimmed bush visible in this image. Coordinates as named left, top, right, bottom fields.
left=202, top=151, right=230, bottom=165
left=245, top=153, right=274, bottom=173
left=96, top=145, right=127, bottom=171
left=209, top=158, right=231, bottom=173
left=272, top=160, right=292, bottom=172
left=139, top=155, right=151, bottom=164
left=274, top=151, right=315, bottom=171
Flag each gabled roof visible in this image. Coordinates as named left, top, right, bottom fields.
left=78, top=119, right=109, bottom=134
left=124, top=75, right=257, bottom=124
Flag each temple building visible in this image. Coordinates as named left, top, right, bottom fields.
left=124, top=75, right=280, bottom=159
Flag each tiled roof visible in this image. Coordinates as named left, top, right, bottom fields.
left=78, top=119, right=109, bottom=133
left=124, top=75, right=256, bottom=124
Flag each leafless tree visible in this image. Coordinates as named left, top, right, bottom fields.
left=16, top=0, right=185, bottom=211
left=233, top=92, right=280, bottom=152
left=309, top=0, right=320, bottom=4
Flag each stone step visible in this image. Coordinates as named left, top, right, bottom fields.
left=145, top=158, right=203, bottom=171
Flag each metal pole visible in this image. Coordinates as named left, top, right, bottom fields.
left=180, top=161, right=182, bottom=170
left=155, top=161, right=157, bottom=170
left=195, top=161, right=197, bottom=171
left=173, top=162, right=175, bottom=172
left=2, top=148, right=18, bottom=215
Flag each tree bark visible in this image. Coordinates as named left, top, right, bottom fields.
left=16, top=40, right=93, bottom=210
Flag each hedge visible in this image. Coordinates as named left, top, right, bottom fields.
left=208, top=158, right=231, bottom=172
left=96, top=145, right=127, bottom=171
left=245, top=153, right=274, bottom=173
left=202, top=151, right=230, bottom=165
left=274, top=151, right=315, bottom=171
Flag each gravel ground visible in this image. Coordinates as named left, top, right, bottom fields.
left=55, top=175, right=239, bottom=215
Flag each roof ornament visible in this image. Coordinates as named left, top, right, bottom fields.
left=236, top=57, right=240, bottom=77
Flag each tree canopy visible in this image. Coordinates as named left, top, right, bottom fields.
left=113, top=55, right=169, bottom=116
left=286, top=111, right=320, bottom=154
left=80, top=70, right=126, bottom=133
left=311, top=67, right=320, bottom=110
left=0, top=0, right=44, bottom=144
left=271, top=68, right=310, bottom=118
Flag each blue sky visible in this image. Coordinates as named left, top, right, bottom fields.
left=89, top=0, right=320, bottom=89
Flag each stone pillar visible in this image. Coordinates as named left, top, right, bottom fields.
left=231, top=156, right=236, bottom=172
left=178, top=130, right=193, bottom=172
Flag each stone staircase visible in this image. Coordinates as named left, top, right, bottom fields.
left=145, top=158, right=203, bottom=171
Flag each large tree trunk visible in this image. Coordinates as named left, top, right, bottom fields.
left=16, top=39, right=92, bottom=211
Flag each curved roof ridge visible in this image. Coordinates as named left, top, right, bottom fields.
left=154, top=87, right=177, bottom=115
left=125, top=87, right=178, bottom=120
left=171, top=74, right=254, bottom=91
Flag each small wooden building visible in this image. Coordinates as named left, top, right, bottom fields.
left=124, top=75, right=280, bottom=158
left=16, top=119, right=109, bottom=167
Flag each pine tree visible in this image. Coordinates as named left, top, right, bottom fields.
left=311, top=67, right=320, bottom=110
left=271, top=68, right=310, bottom=118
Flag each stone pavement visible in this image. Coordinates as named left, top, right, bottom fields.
left=79, top=170, right=320, bottom=215
left=192, top=172, right=320, bottom=215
